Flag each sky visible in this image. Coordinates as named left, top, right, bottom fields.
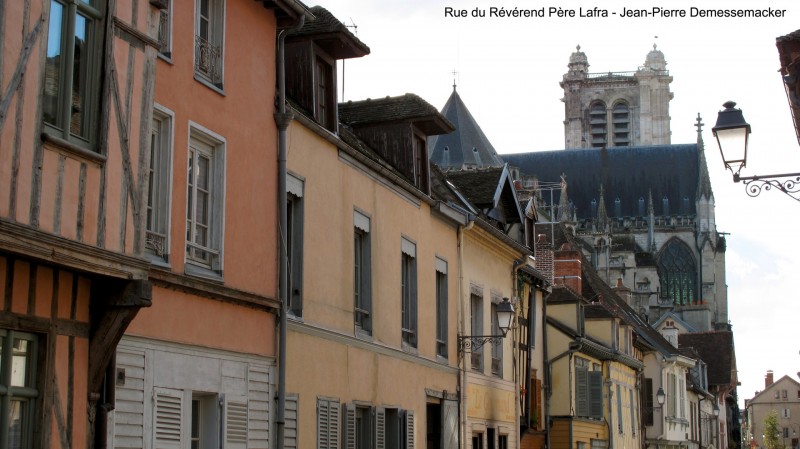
left=319, top=0, right=800, bottom=407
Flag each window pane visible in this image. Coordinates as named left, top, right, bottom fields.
left=11, top=338, right=30, bottom=387
left=44, top=0, right=64, bottom=126
left=7, top=400, right=25, bottom=449
left=71, top=13, right=90, bottom=138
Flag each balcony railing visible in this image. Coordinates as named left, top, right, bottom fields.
left=158, top=9, right=170, bottom=56
left=145, top=230, right=168, bottom=262
left=194, top=35, right=222, bottom=86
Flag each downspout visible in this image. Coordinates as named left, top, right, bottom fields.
left=276, top=14, right=305, bottom=449
left=458, top=218, right=475, bottom=449
left=546, top=340, right=582, bottom=449
left=512, top=257, right=528, bottom=436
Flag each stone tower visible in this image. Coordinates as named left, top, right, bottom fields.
left=561, top=45, right=674, bottom=149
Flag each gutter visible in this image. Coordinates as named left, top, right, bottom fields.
left=275, top=13, right=306, bottom=449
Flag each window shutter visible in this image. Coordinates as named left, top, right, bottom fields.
left=643, top=379, right=654, bottom=426
left=616, top=385, right=623, bottom=432
left=575, top=367, right=588, bottom=416
left=317, top=398, right=340, bottom=449
left=343, top=403, right=356, bottom=449
left=588, top=371, right=603, bottom=420
left=285, top=394, right=299, bottom=449
left=153, top=387, right=184, bottom=449
left=442, top=399, right=459, bottom=449
left=375, top=407, right=386, bottom=449
left=404, top=410, right=415, bottom=449
left=629, top=389, right=636, bottom=433
left=247, top=365, right=271, bottom=449
left=224, top=395, right=249, bottom=449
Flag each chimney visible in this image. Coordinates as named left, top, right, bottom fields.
left=553, top=242, right=582, bottom=293
left=534, top=234, right=554, bottom=284
left=612, top=277, right=632, bottom=306
left=766, top=370, right=774, bottom=387
left=661, top=321, right=679, bottom=347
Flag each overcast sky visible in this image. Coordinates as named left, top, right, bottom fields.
left=319, top=0, right=800, bottom=407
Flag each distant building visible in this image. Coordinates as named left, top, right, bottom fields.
left=744, top=372, right=800, bottom=449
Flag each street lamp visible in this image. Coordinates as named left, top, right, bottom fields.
left=713, top=101, right=800, bottom=202
left=713, top=402, right=720, bottom=417
left=656, top=387, right=666, bottom=406
left=458, top=297, right=514, bottom=353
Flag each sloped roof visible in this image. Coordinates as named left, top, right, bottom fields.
left=338, top=94, right=454, bottom=135
left=504, top=145, right=702, bottom=220
left=429, top=88, right=504, bottom=169
left=749, top=375, right=800, bottom=403
left=444, top=165, right=524, bottom=225
left=678, top=331, right=737, bottom=387
left=287, top=5, right=369, bottom=59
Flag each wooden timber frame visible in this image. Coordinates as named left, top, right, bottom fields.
left=0, top=0, right=161, bottom=447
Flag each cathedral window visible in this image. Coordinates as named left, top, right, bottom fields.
left=588, top=101, right=607, bottom=148
left=612, top=101, right=630, bottom=146
left=657, top=239, right=697, bottom=305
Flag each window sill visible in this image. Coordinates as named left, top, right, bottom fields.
left=401, top=341, right=418, bottom=355
left=355, top=327, right=373, bottom=342
left=157, top=52, right=173, bottom=64
left=193, top=74, right=225, bottom=96
left=41, top=132, right=106, bottom=164
left=184, top=262, right=223, bottom=283
left=145, top=252, right=170, bottom=268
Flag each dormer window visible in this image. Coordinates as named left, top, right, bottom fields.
left=413, top=132, right=429, bottom=193
left=315, top=55, right=334, bottom=130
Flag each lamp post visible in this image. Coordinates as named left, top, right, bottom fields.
left=458, top=297, right=514, bottom=353
left=713, top=101, right=800, bottom=202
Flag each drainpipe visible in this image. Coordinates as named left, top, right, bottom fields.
left=458, top=217, right=475, bottom=449
left=275, top=14, right=305, bottom=449
left=546, top=340, right=582, bottom=449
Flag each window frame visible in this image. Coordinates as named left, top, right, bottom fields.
left=588, top=101, right=608, bottom=148
left=657, top=238, right=698, bottom=306
left=185, top=124, right=226, bottom=279
left=0, top=330, right=39, bottom=449
left=400, top=238, right=418, bottom=349
left=612, top=101, right=631, bottom=146
left=42, top=0, right=104, bottom=151
left=193, top=0, right=225, bottom=89
left=490, top=299, right=503, bottom=377
left=287, top=173, right=305, bottom=318
left=157, top=0, right=173, bottom=59
left=470, top=293, right=483, bottom=372
left=354, top=211, right=372, bottom=335
left=435, top=258, right=448, bottom=359
left=145, top=106, right=174, bottom=266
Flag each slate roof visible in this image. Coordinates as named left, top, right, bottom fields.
left=503, top=145, right=703, bottom=220
left=338, top=94, right=454, bottom=135
left=429, top=88, right=504, bottom=169
left=287, top=5, right=369, bottom=58
left=678, top=331, right=737, bottom=387
left=585, top=303, right=614, bottom=319
left=444, top=167, right=504, bottom=207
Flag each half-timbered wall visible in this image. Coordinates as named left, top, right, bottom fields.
left=0, top=254, right=91, bottom=449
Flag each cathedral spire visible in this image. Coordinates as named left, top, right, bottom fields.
left=695, top=113, right=714, bottom=199
left=557, top=174, right=571, bottom=222
left=597, top=184, right=608, bottom=230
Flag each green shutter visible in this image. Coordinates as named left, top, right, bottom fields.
left=576, top=366, right=588, bottom=416
left=589, top=371, right=603, bottom=419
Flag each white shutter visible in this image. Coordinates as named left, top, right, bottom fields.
left=224, top=395, right=248, bottom=449
left=442, top=399, right=459, bottom=449
left=153, top=387, right=184, bottom=449
left=247, top=365, right=271, bottom=448
left=375, top=407, right=386, bottom=449
left=285, top=394, right=299, bottom=449
left=404, top=410, right=415, bottom=449
left=317, top=398, right=340, bottom=449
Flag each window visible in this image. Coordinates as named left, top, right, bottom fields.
left=498, top=435, right=508, bottom=449
left=470, top=293, right=483, bottom=372
left=317, top=397, right=340, bottom=449
left=657, top=239, right=697, bottom=305
left=194, top=0, right=224, bottom=87
left=355, top=406, right=372, bottom=449
left=784, top=409, right=791, bottom=419
left=153, top=388, right=245, bottom=449
left=401, top=238, right=417, bottom=348
left=629, top=389, right=636, bottom=433
left=315, top=56, right=334, bottom=129
left=43, top=0, right=103, bottom=149
left=667, top=373, right=677, bottom=418
left=575, top=357, right=603, bottom=419
left=146, top=110, right=173, bottom=264
left=643, top=378, right=654, bottom=426
left=472, top=432, right=484, bottom=449
left=157, top=0, right=172, bottom=58
left=354, top=211, right=372, bottom=334
left=487, top=428, right=496, bottom=449
left=1, top=330, right=39, bottom=449
left=435, top=258, right=448, bottom=358
left=612, top=102, right=630, bottom=146
left=186, top=127, right=225, bottom=278
left=287, top=174, right=304, bottom=317
left=412, top=133, right=429, bottom=193
left=588, top=101, right=607, bottom=148
left=191, top=393, right=220, bottom=449
left=490, top=301, right=503, bottom=377
left=344, top=404, right=415, bottom=449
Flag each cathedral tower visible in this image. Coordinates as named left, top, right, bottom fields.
left=561, top=45, right=674, bottom=149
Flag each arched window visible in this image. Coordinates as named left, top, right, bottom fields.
left=612, top=101, right=630, bottom=146
left=588, top=102, right=607, bottom=148
left=657, top=239, right=697, bottom=305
